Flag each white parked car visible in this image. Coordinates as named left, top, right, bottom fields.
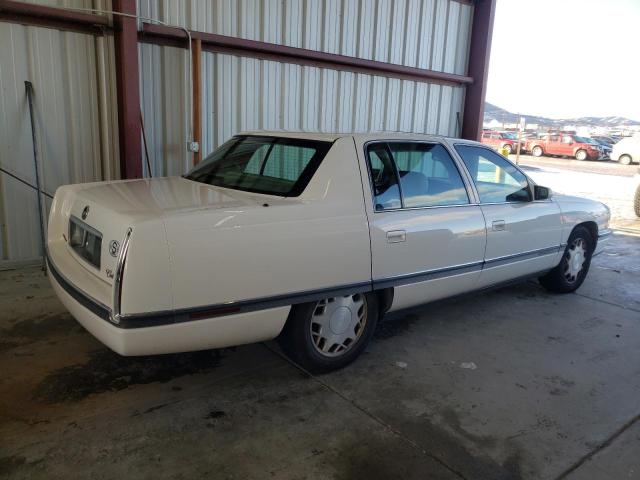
left=47, top=132, right=611, bottom=372
left=610, top=136, right=640, bottom=165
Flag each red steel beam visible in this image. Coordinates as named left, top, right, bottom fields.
left=113, top=0, right=142, bottom=179
left=0, top=0, right=109, bottom=35
left=139, top=23, right=474, bottom=87
left=192, top=38, right=202, bottom=165
left=461, top=0, right=497, bottom=141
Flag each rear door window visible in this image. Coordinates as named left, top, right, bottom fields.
left=365, top=142, right=469, bottom=210
left=388, top=143, right=470, bottom=208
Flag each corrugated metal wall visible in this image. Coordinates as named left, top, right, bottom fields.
left=0, top=3, right=119, bottom=265
left=138, top=0, right=471, bottom=75
left=1, top=0, right=473, bottom=264
left=137, top=0, right=473, bottom=176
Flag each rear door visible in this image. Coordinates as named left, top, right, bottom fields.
left=363, top=140, right=486, bottom=311
left=453, top=144, right=563, bottom=287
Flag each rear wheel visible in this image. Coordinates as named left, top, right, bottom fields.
left=278, top=292, right=379, bottom=373
left=532, top=145, right=543, bottom=157
left=539, top=226, right=594, bottom=293
left=619, top=154, right=632, bottom=165
left=575, top=149, right=588, bottom=161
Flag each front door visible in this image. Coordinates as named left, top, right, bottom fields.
left=546, top=134, right=562, bottom=156
left=453, top=145, right=563, bottom=287
left=363, top=141, right=487, bottom=312
left=559, top=134, right=576, bottom=157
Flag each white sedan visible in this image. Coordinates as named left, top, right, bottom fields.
left=47, top=132, right=611, bottom=372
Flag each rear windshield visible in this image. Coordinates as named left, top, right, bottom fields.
left=184, top=136, right=333, bottom=197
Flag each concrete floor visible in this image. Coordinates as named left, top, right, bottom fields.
left=1, top=163, right=639, bottom=480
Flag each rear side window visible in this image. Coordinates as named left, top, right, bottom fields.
left=365, top=142, right=469, bottom=210
left=185, top=136, right=332, bottom=197
left=367, top=144, right=402, bottom=210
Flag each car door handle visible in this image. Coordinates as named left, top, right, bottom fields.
left=492, top=220, right=506, bottom=231
left=386, top=230, right=406, bottom=243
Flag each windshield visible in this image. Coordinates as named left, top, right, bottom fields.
left=184, top=136, right=332, bottom=197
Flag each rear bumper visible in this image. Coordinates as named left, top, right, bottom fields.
left=47, top=254, right=289, bottom=356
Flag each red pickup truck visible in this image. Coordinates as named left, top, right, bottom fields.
left=526, top=133, right=602, bottom=161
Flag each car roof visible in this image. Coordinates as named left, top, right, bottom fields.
left=239, top=130, right=477, bottom=145
left=240, top=131, right=346, bottom=142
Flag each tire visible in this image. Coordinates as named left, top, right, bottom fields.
left=634, top=184, right=640, bottom=217
left=539, top=226, right=594, bottom=293
left=532, top=145, right=543, bottom=157
left=575, top=149, right=588, bottom=161
left=619, top=154, right=632, bottom=165
left=278, top=292, right=379, bottom=373
left=502, top=143, right=513, bottom=155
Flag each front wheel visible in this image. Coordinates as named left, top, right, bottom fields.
left=278, top=292, right=379, bottom=373
left=575, top=149, right=588, bottom=161
left=539, top=226, right=593, bottom=293
left=502, top=143, right=513, bottom=155
left=619, top=154, right=632, bottom=165
left=532, top=145, right=543, bottom=157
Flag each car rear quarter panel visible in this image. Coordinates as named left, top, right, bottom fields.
left=119, top=220, right=173, bottom=316
left=163, top=137, right=371, bottom=315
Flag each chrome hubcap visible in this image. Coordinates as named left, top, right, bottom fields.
left=310, top=294, right=367, bottom=357
left=564, top=238, right=587, bottom=283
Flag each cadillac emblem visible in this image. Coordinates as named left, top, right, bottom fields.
left=109, top=240, right=120, bottom=257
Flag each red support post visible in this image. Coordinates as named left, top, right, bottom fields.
left=113, top=0, right=142, bottom=179
left=461, top=0, right=497, bottom=141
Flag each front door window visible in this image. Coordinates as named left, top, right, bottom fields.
left=454, top=145, right=532, bottom=203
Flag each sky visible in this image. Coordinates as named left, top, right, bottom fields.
left=486, top=0, right=640, bottom=120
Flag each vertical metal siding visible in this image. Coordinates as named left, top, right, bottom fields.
left=2, top=0, right=473, bottom=263
left=136, top=0, right=473, bottom=176
left=140, top=49, right=467, bottom=177
left=5, top=0, right=472, bottom=176
left=0, top=21, right=116, bottom=263
left=137, top=0, right=472, bottom=75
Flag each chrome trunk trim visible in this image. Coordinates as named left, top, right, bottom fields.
left=110, top=227, right=133, bottom=325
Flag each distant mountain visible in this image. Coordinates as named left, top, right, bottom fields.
left=484, top=102, right=640, bottom=128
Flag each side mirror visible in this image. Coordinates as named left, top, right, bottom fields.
left=534, top=185, right=552, bottom=200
